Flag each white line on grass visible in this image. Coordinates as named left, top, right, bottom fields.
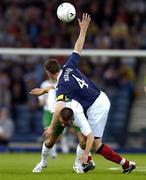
left=108, top=167, right=146, bottom=172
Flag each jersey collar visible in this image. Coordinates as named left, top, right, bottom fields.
left=57, top=70, right=62, bottom=82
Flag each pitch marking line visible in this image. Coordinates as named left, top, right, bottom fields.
left=108, top=166, right=146, bottom=172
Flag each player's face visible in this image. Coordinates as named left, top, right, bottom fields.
left=59, top=117, right=73, bottom=127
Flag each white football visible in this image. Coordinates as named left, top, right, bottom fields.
left=57, top=3, right=76, bottom=23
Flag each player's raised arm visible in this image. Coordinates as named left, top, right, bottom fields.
left=65, top=13, right=91, bottom=68
left=74, top=13, right=91, bottom=54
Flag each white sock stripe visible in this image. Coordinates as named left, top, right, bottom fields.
left=120, top=158, right=126, bottom=165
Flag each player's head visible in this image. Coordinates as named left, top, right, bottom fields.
left=59, top=107, right=74, bottom=127
left=44, top=59, right=61, bottom=80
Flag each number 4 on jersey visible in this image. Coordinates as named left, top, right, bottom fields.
left=72, top=74, right=88, bottom=89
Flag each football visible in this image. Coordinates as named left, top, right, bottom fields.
left=57, top=2, right=76, bottom=23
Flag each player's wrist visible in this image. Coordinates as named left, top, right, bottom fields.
left=84, top=150, right=89, bottom=156
left=80, top=28, right=87, bottom=34
left=49, top=124, right=54, bottom=130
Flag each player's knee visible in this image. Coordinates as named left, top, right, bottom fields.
left=79, top=140, right=86, bottom=150
left=94, top=138, right=102, bottom=151
left=45, top=139, right=54, bottom=148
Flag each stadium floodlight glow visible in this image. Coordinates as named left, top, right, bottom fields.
left=0, top=48, right=146, bottom=57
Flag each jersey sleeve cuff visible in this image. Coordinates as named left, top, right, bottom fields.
left=73, top=50, right=80, bottom=55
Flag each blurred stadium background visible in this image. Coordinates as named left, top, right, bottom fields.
left=0, top=0, right=146, bottom=154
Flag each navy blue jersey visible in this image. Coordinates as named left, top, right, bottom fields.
left=56, top=52, right=100, bottom=111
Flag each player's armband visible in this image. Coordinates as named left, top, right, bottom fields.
left=57, top=94, right=66, bottom=101
left=57, top=94, right=71, bottom=102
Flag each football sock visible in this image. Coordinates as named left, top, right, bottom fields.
left=75, top=144, right=92, bottom=165
left=60, top=136, right=70, bottom=153
left=49, top=144, right=57, bottom=158
left=96, top=144, right=129, bottom=168
left=40, top=142, right=51, bottom=165
left=87, top=154, right=92, bottom=163
left=75, top=144, right=83, bottom=165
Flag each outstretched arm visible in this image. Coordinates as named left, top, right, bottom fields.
left=65, top=13, right=91, bottom=68
left=74, top=13, right=91, bottom=54
left=30, top=86, right=55, bottom=96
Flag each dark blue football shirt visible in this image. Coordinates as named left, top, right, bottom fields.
left=56, top=52, right=101, bottom=111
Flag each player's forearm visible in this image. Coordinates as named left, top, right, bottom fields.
left=36, top=88, right=48, bottom=96
left=43, top=86, right=55, bottom=94
left=84, top=132, right=94, bottom=155
left=30, top=88, right=48, bottom=96
left=50, top=110, right=60, bottom=129
left=74, top=29, right=87, bottom=54
left=74, top=13, right=91, bottom=54
left=50, top=101, right=65, bottom=129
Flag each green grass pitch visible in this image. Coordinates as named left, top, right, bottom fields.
left=0, top=153, right=145, bottom=180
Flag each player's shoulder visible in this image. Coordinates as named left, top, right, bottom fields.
left=63, top=51, right=80, bottom=67
left=40, top=80, right=54, bottom=88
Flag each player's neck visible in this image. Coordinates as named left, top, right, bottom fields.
left=57, top=70, right=62, bottom=81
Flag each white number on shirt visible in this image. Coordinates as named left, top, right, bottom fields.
left=72, top=74, right=88, bottom=89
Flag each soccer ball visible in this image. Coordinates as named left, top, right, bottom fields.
left=57, top=3, right=76, bottom=23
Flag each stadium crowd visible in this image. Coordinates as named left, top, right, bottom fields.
left=0, top=0, right=145, bottom=148
left=0, top=0, right=146, bottom=49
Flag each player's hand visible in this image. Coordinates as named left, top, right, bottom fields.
left=43, top=126, right=53, bottom=139
left=78, top=13, right=91, bottom=32
left=30, top=88, right=45, bottom=96
left=80, top=152, right=88, bottom=164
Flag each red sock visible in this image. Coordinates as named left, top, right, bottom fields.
left=87, top=155, right=92, bottom=163
left=96, top=144, right=123, bottom=164
left=122, top=160, right=129, bottom=169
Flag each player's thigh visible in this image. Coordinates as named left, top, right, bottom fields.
left=46, top=123, right=65, bottom=147
left=52, top=121, right=65, bottom=137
